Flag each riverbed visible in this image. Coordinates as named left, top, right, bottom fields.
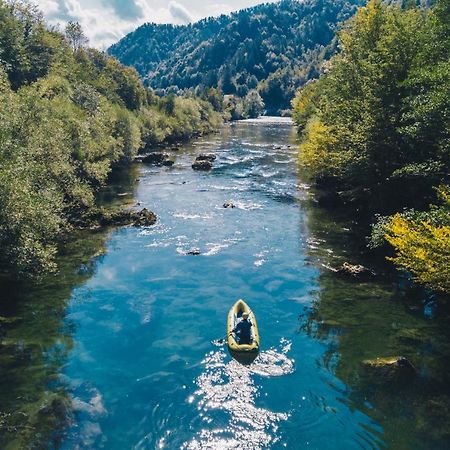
left=1, top=118, right=449, bottom=449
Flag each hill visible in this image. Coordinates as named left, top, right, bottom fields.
left=108, top=0, right=365, bottom=114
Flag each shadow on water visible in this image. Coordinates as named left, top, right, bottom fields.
left=300, top=187, right=450, bottom=449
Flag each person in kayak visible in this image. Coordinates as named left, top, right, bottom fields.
left=233, top=312, right=252, bottom=344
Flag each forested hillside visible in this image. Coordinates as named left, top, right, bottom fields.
left=0, top=0, right=221, bottom=280
left=293, top=0, right=450, bottom=294
left=109, top=0, right=365, bottom=114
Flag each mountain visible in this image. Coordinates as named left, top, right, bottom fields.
left=108, top=0, right=365, bottom=114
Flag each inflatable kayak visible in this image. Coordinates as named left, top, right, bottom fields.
left=227, top=299, right=260, bottom=363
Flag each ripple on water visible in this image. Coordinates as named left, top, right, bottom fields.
left=183, top=341, right=294, bottom=449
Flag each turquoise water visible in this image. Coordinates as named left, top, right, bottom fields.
left=1, top=118, right=450, bottom=449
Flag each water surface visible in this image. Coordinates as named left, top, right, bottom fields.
left=1, top=118, right=450, bottom=449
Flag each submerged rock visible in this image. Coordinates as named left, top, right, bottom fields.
left=192, top=160, right=213, bottom=171
left=196, top=153, right=216, bottom=162
left=223, top=201, right=235, bottom=209
left=142, top=152, right=169, bottom=165
left=362, top=356, right=416, bottom=383
left=38, top=396, right=73, bottom=428
left=335, top=262, right=375, bottom=279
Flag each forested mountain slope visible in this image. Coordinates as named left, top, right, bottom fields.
left=109, top=0, right=365, bottom=114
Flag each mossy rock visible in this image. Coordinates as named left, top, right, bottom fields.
left=361, top=356, right=416, bottom=384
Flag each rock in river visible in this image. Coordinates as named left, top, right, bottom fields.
left=192, top=160, right=213, bottom=171
left=196, top=153, right=216, bottom=162
left=142, top=152, right=169, bottom=165
left=223, top=201, right=235, bottom=208
left=101, top=208, right=157, bottom=227
left=335, top=262, right=375, bottom=279
left=362, top=356, right=416, bottom=384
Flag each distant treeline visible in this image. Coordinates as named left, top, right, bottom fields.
left=293, top=0, right=450, bottom=294
left=0, top=0, right=222, bottom=280
left=109, top=0, right=365, bottom=115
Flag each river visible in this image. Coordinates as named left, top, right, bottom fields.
left=1, top=118, right=450, bottom=449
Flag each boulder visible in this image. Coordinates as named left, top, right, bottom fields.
left=192, top=160, right=213, bottom=171
left=223, top=201, right=235, bottom=209
left=142, top=152, right=169, bottom=165
left=336, top=262, right=375, bottom=279
left=170, top=146, right=180, bottom=151
left=362, top=356, right=416, bottom=383
left=132, top=208, right=157, bottom=226
left=162, top=159, right=174, bottom=167
left=186, top=248, right=201, bottom=255
left=196, top=153, right=216, bottom=162
left=101, top=208, right=156, bottom=227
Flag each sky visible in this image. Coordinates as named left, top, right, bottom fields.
left=38, top=0, right=278, bottom=49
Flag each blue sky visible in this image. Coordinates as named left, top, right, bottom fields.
left=39, top=0, right=278, bottom=49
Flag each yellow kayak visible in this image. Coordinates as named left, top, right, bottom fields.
left=227, top=299, right=260, bottom=364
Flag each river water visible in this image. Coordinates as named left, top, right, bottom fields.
left=1, top=118, right=450, bottom=449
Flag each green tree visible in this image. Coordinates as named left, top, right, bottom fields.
left=243, top=89, right=265, bottom=118
left=65, top=21, right=88, bottom=51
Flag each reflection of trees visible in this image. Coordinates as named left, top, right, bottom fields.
left=0, top=169, right=138, bottom=448
left=0, top=229, right=108, bottom=448
left=300, top=192, right=450, bottom=449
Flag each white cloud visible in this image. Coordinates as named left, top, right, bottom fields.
left=168, top=1, right=192, bottom=24
left=38, top=0, right=278, bottom=49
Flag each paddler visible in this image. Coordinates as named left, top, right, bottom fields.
left=233, top=312, right=252, bottom=344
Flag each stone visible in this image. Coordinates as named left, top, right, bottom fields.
left=186, top=249, right=201, bottom=255
left=38, top=396, right=73, bottom=428
left=142, top=152, right=169, bottom=165
left=162, top=159, right=174, bottom=167
left=223, top=201, right=235, bottom=209
left=362, top=356, right=416, bottom=383
left=192, top=160, right=213, bottom=171
left=196, top=153, right=216, bottom=162
left=100, top=208, right=157, bottom=227
left=336, top=262, right=375, bottom=279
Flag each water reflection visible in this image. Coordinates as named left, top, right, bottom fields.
left=301, top=188, right=450, bottom=449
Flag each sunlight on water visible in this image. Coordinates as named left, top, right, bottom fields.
left=184, top=341, right=294, bottom=449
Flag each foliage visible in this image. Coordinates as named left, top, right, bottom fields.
left=0, top=0, right=221, bottom=279
left=383, top=187, right=450, bottom=294
left=64, top=21, right=88, bottom=51
left=294, top=0, right=449, bottom=212
left=243, top=89, right=265, bottom=118
left=293, top=0, right=449, bottom=293
left=109, top=0, right=365, bottom=115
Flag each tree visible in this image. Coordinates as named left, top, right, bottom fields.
left=243, top=89, right=264, bottom=118
left=65, top=21, right=88, bottom=51
left=384, top=187, right=450, bottom=294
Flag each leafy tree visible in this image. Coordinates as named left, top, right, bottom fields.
left=243, top=89, right=265, bottom=118
left=65, top=21, right=88, bottom=51
left=384, top=187, right=450, bottom=294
